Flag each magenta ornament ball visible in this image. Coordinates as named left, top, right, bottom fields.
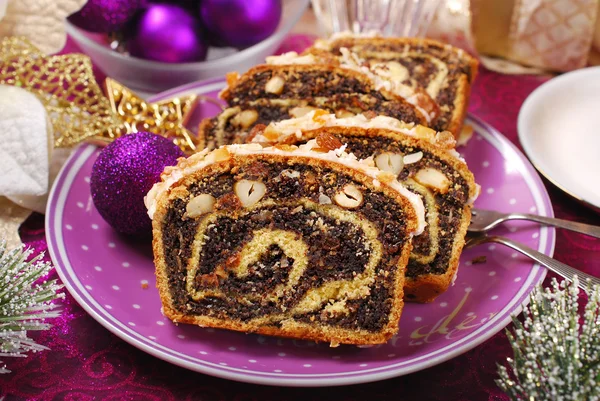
left=90, top=132, right=184, bottom=236
left=126, top=4, right=208, bottom=63
left=200, top=0, right=282, bottom=48
left=69, top=0, right=146, bottom=33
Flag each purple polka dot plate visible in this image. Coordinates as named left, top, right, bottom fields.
left=46, top=78, right=555, bottom=387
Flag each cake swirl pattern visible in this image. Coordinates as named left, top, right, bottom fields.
left=252, top=112, right=479, bottom=302
left=148, top=142, right=424, bottom=345
left=312, top=35, right=478, bottom=137
left=186, top=201, right=383, bottom=318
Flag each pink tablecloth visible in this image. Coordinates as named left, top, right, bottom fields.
left=2, top=35, right=600, bottom=400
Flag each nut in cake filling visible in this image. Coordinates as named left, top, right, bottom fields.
left=327, top=135, right=469, bottom=276
left=347, top=51, right=458, bottom=133
left=327, top=40, right=475, bottom=81
left=159, top=162, right=413, bottom=331
left=244, top=129, right=472, bottom=285
left=224, top=69, right=376, bottom=103
left=201, top=94, right=426, bottom=148
left=321, top=40, right=474, bottom=133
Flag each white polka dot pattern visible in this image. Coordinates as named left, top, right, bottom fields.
left=46, top=113, right=554, bottom=383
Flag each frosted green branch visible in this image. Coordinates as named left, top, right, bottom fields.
left=497, top=276, right=600, bottom=401
left=0, top=241, right=64, bottom=374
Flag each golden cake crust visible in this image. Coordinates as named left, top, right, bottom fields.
left=152, top=150, right=420, bottom=345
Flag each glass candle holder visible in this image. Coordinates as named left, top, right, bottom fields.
left=311, top=0, right=442, bottom=37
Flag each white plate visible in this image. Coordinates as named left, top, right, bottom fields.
left=518, top=67, right=600, bottom=211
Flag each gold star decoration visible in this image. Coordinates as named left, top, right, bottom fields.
left=0, top=36, right=122, bottom=148
left=100, top=78, right=199, bottom=153
left=0, top=37, right=204, bottom=154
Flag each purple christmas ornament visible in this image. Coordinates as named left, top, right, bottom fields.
left=126, top=4, right=208, bottom=63
left=200, top=0, right=282, bottom=48
left=90, top=132, right=184, bottom=236
left=69, top=0, right=146, bottom=33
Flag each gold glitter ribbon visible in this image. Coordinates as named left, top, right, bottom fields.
left=0, top=37, right=122, bottom=148
left=0, top=37, right=202, bottom=154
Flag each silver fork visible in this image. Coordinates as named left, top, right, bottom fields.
left=465, top=234, right=600, bottom=292
left=469, top=208, right=600, bottom=239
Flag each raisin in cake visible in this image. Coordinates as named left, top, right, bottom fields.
left=145, top=141, right=426, bottom=345
left=252, top=111, right=479, bottom=302
left=311, top=34, right=479, bottom=137
left=197, top=63, right=430, bottom=150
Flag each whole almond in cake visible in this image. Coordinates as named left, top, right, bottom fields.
left=146, top=141, right=425, bottom=345
left=253, top=111, right=479, bottom=302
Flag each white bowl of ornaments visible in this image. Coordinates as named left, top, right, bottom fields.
left=66, top=0, right=310, bottom=93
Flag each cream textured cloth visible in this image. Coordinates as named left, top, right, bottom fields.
left=428, top=0, right=600, bottom=73
left=0, top=0, right=85, bottom=54
left=0, top=85, right=51, bottom=199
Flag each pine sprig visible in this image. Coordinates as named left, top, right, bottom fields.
left=0, top=241, right=64, bottom=374
left=497, top=276, right=600, bottom=401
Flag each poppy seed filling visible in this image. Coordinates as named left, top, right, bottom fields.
left=160, top=162, right=411, bottom=332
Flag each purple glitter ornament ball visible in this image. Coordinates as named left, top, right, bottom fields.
left=68, top=0, right=146, bottom=33
left=126, top=4, right=208, bottom=63
left=90, top=132, right=184, bottom=236
left=200, top=0, right=282, bottom=48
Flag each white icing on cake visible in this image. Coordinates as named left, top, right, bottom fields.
left=337, top=48, right=433, bottom=123
left=254, top=110, right=460, bottom=157
left=313, top=31, right=381, bottom=50
left=265, top=48, right=435, bottom=123
left=266, top=52, right=317, bottom=65
left=145, top=140, right=427, bottom=236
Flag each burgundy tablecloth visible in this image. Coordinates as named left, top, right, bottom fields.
left=2, top=35, right=600, bottom=401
